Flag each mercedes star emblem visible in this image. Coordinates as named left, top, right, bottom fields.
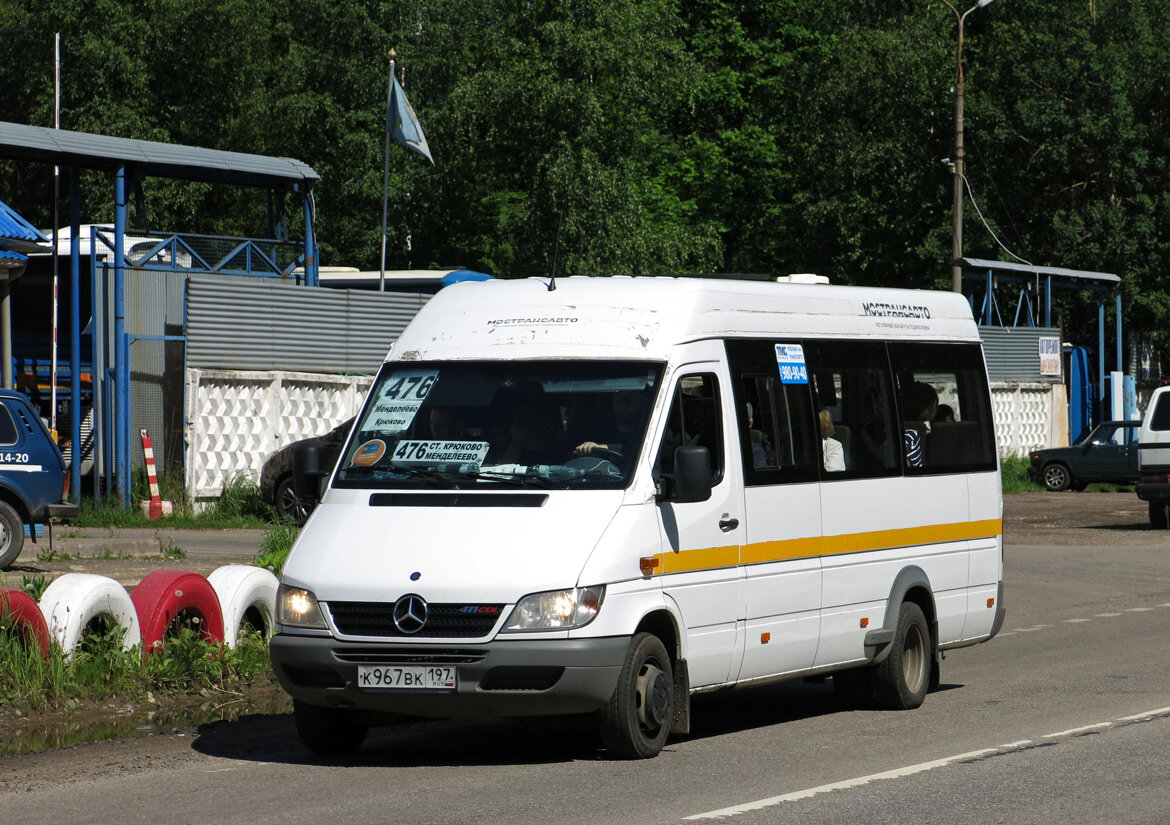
left=393, top=594, right=428, bottom=634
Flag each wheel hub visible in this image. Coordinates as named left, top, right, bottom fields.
left=636, top=665, right=671, bottom=729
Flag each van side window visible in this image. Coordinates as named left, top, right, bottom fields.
left=803, top=340, right=900, bottom=479
left=1151, top=393, right=1170, bottom=431
left=888, top=342, right=997, bottom=473
left=656, top=374, right=723, bottom=491
left=726, top=340, right=818, bottom=486
left=0, top=406, right=15, bottom=446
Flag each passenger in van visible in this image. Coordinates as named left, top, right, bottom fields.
left=746, top=403, right=771, bottom=468
left=819, top=409, right=846, bottom=472
left=858, top=384, right=894, bottom=471
left=902, top=382, right=939, bottom=468
left=935, top=404, right=955, bottom=423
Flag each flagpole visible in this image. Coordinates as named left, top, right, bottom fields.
left=379, top=48, right=397, bottom=293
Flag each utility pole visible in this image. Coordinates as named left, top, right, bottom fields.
left=942, top=0, right=994, bottom=293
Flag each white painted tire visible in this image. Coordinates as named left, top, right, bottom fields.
left=38, top=573, right=142, bottom=657
left=207, top=565, right=278, bottom=648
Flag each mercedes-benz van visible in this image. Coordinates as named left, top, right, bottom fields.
left=269, top=276, right=1005, bottom=758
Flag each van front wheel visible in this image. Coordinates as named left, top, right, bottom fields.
left=873, top=602, right=930, bottom=710
left=599, top=632, right=674, bottom=759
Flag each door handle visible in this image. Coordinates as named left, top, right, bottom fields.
left=719, top=517, right=739, bottom=532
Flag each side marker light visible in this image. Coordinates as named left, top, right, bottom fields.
left=761, top=632, right=770, bottom=644
left=639, top=557, right=659, bottom=575
left=987, top=598, right=995, bottom=608
left=860, top=617, right=869, bottom=628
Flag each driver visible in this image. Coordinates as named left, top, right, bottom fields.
left=574, top=391, right=649, bottom=458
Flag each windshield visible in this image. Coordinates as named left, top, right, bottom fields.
left=334, top=360, right=663, bottom=490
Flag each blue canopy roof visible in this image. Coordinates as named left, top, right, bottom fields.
left=0, top=199, right=48, bottom=255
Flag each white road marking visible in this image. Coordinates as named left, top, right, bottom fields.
left=686, top=708, right=1170, bottom=820
left=1063, top=618, right=1091, bottom=623
left=1043, top=722, right=1112, bottom=738
left=1095, top=613, right=1123, bottom=618
left=686, top=749, right=998, bottom=820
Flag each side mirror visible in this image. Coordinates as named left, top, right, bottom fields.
left=293, top=444, right=328, bottom=501
left=672, top=446, right=713, bottom=503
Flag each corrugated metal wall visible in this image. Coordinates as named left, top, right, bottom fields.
left=186, top=275, right=429, bottom=373
left=979, top=326, right=1063, bottom=383
left=128, top=268, right=186, bottom=475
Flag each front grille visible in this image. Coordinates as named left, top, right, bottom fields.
left=327, top=602, right=505, bottom=638
left=334, top=648, right=487, bottom=665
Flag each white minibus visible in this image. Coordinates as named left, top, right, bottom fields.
left=270, top=276, right=1005, bottom=758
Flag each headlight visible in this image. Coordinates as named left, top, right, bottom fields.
left=502, top=586, right=605, bottom=632
left=277, top=584, right=328, bottom=629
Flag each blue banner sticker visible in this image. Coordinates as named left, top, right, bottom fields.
left=775, top=344, right=809, bottom=384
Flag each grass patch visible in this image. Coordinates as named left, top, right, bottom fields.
left=71, top=473, right=274, bottom=529
left=1001, top=453, right=1042, bottom=494
left=0, top=624, right=272, bottom=713
left=256, top=522, right=299, bottom=576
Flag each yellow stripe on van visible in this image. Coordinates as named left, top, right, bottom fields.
left=655, top=518, right=1001, bottom=574
left=657, top=543, right=739, bottom=574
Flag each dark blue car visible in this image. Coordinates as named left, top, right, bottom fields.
left=0, top=389, right=78, bottom=568
left=1027, top=420, right=1141, bottom=492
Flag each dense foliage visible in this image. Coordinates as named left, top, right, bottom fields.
left=1, top=0, right=1168, bottom=345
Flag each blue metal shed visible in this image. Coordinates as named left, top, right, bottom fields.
left=0, top=121, right=320, bottom=504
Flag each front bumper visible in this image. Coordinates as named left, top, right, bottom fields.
left=269, top=633, right=629, bottom=719
left=1136, top=482, right=1170, bottom=502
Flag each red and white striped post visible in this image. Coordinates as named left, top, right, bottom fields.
left=139, top=429, right=173, bottom=518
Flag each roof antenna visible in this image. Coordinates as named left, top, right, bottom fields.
left=547, top=210, right=563, bottom=291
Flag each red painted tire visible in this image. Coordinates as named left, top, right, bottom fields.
left=0, top=586, right=50, bottom=658
left=131, top=570, right=225, bottom=652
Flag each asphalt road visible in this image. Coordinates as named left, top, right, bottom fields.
left=1, top=491, right=1168, bottom=824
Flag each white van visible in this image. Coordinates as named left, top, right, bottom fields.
left=269, top=276, right=1005, bottom=758
left=1136, top=385, right=1170, bottom=527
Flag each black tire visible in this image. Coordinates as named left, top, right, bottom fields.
left=274, top=476, right=312, bottom=526
left=293, top=700, right=368, bottom=755
left=598, top=632, right=674, bottom=759
left=0, top=500, right=26, bottom=570
left=873, top=602, right=931, bottom=710
left=1042, top=463, right=1072, bottom=492
left=1150, top=501, right=1170, bottom=530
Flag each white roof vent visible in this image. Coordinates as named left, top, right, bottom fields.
left=774, top=273, right=829, bottom=285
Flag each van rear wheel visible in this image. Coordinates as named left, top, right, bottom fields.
left=873, top=602, right=930, bottom=710
left=599, top=632, right=674, bottom=759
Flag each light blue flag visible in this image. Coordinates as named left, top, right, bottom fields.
left=388, top=73, right=434, bottom=164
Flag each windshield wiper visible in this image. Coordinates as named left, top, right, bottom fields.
left=341, top=465, right=457, bottom=487
left=447, top=468, right=564, bottom=489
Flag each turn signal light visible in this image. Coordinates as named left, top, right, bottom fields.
left=639, top=557, right=659, bottom=575
left=987, top=598, right=995, bottom=608
left=860, top=617, right=869, bottom=628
